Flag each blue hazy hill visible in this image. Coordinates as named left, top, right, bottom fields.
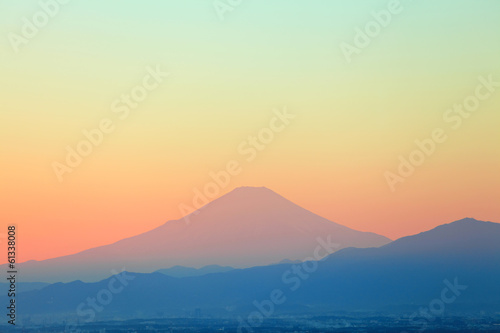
left=155, top=264, right=234, bottom=278
left=13, top=218, right=500, bottom=320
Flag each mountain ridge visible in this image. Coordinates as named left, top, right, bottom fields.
left=10, top=186, right=390, bottom=282
left=14, top=218, right=500, bottom=321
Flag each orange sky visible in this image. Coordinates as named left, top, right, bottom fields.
left=1, top=0, right=499, bottom=264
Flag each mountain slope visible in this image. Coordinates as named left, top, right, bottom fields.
left=16, top=218, right=500, bottom=320
left=155, top=265, right=234, bottom=278
left=11, top=187, right=390, bottom=282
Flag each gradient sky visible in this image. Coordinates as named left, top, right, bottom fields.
left=1, top=0, right=499, bottom=264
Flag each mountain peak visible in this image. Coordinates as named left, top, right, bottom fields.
left=195, top=186, right=293, bottom=215
left=223, top=186, right=277, bottom=198
left=376, top=218, right=500, bottom=257
left=11, top=186, right=391, bottom=282
left=232, top=186, right=271, bottom=192
left=437, top=217, right=495, bottom=231
left=450, top=217, right=481, bottom=224
left=221, top=186, right=276, bottom=199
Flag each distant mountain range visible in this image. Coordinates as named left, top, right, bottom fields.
left=9, top=187, right=390, bottom=282
left=14, top=218, right=500, bottom=322
left=156, top=265, right=234, bottom=278
left=0, top=282, right=48, bottom=294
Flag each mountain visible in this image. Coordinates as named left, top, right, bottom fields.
left=15, top=218, right=500, bottom=321
left=155, top=265, right=234, bottom=278
left=0, top=282, right=49, bottom=294
left=291, top=217, right=500, bottom=310
left=274, top=259, right=302, bottom=265
left=10, top=187, right=390, bottom=282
